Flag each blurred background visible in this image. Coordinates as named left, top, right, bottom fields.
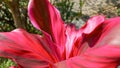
left=0, top=0, right=120, bottom=67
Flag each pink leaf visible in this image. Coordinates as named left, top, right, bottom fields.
left=28, top=0, right=66, bottom=54
left=0, top=29, right=60, bottom=68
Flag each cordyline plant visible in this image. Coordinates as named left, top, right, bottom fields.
left=0, top=0, right=120, bottom=68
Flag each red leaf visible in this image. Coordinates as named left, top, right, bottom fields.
left=0, top=29, right=60, bottom=68
left=28, top=0, right=66, bottom=55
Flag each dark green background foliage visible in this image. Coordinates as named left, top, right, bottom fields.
left=54, top=0, right=78, bottom=23
left=0, top=0, right=41, bottom=34
left=0, top=2, right=15, bottom=31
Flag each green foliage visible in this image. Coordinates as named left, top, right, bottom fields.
left=0, top=2, right=15, bottom=31
left=79, top=0, right=86, bottom=16
left=0, top=57, right=16, bottom=68
left=26, top=20, right=42, bottom=34
left=0, top=0, right=41, bottom=34
left=117, top=8, right=120, bottom=16
left=53, top=0, right=81, bottom=23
